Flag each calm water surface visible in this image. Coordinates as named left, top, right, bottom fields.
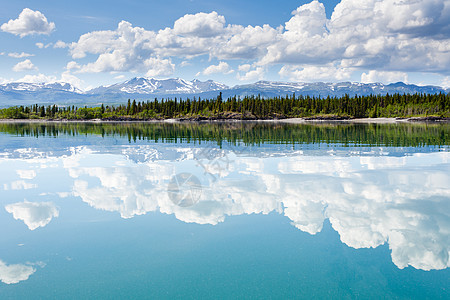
left=0, top=122, right=449, bottom=299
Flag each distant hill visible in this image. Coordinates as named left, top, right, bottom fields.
left=0, top=77, right=447, bottom=107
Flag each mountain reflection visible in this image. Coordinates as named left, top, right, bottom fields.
left=1, top=142, right=448, bottom=271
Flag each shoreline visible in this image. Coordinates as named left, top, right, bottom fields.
left=0, top=116, right=449, bottom=124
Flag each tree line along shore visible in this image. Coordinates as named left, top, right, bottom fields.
left=1, top=121, right=448, bottom=147
left=0, top=92, right=449, bottom=121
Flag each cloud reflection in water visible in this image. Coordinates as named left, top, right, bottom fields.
left=0, top=260, right=38, bottom=285
left=1, top=145, right=449, bottom=271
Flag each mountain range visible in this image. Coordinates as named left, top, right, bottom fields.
left=0, top=77, right=448, bottom=107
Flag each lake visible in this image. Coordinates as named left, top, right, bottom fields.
left=0, top=121, right=449, bottom=299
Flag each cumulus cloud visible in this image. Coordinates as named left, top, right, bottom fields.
left=3, top=1, right=447, bottom=82
left=237, top=66, right=265, bottom=81
left=64, top=1, right=450, bottom=80
left=53, top=40, right=68, bottom=48
left=279, top=65, right=353, bottom=82
left=173, top=11, right=225, bottom=37
left=198, top=61, right=233, bottom=76
left=212, top=24, right=279, bottom=60
left=1, top=8, right=55, bottom=37
left=12, top=59, right=37, bottom=72
left=70, top=21, right=174, bottom=77
left=35, top=42, right=51, bottom=49
left=262, top=0, right=450, bottom=74
left=67, top=12, right=279, bottom=76
left=143, top=57, right=175, bottom=77
left=60, top=72, right=84, bottom=89
left=8, top=52, right=34, bottom=58
left=373, top=0, right=448, bottom=37
left=0, top=77, right=11, bottom=84
left=440, top=76, right=450, bottom=89
left=65, top=61, right=80, bottom=71
left=238, top=64, right=251, bottom=72
left=5, top=201, right=59, bottom=230
left=361, top=70, right=409, bottom=84
left=0, top=260, right=36, bottom=284
left=286, top=0, right=327, bottom=38
left=15, top=73, right=56, bottom=83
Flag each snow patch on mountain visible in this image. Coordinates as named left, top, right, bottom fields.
left=0, top=77, right=447, bottom=107
left=0, top=82, right=83, bottom=94
left=88, top=77, right=229, bottom=95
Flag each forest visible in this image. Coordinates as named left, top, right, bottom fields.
left=0, top=92, right=449, bottom=120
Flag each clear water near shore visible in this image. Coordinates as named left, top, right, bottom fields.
left=0, top=122, right=449, bottom=298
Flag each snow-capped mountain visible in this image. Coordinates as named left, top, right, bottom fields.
left=0, top=77, right=447, bottom=107
left=231, top=81, right=446, bottom=97
left=0, top=82, right=83, bottom=94
left=88, top=77, right=229, bottom=95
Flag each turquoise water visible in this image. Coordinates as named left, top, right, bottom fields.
left=0, top=122, right=449, bottom=299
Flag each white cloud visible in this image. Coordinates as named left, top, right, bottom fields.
left=1, top=8, right=55, bottom=37
left=198, top=61, right=233, bottom=76
left=261, top=0, right=450, bottom=74
left=60, top=72, right=84, bottom=89
left=114, top=74, right=126, bottom=80
left=68, top=13, right=279, bottom=75
left=180, top=61, right=191, bottom=67
left=54, top=40, right=68, bottom=48
left=12, top=59, right=37, bottom=72
left=286, top=0, right=327, bottom=38
left=361, top=70, right=409, bottom=84
left=65, top=61, right=80, bottom=71
left=0, top=260, right=36, bottom=284
left=35, top=42, right=51, bottom=49
left=0, top=77, right=11, bottom=84
left=70, top=21, right=174, bottom=77
left=16, top=73, right=56, bottom=83
left=143, top=57, right=175, bottom=77
left=441, top=76, right=450, bottom=89
left=70, top=25, right=127, bottom=59
left=21, top=1, right=448, bottom=84
left=279, top=65, right=353, bottom=82
left=238, top=64, right=251, bottom=72
left=173, top=11, right=225, bottom=37
left=237, top=66, right=265, bottom=81
left=212, top=24, right=279, bottom=60
left=8, top=52, right=34, bottom=58
left=5, top=201, right=59, bottom=230
left=373, top=0, right=447, bottom=35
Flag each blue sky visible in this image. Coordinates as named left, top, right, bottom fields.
left=0, top=0, right=449, bottom=90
